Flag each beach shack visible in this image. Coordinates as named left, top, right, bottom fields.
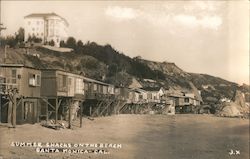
left=167, top=90, right=202, bottom=114
left=144, top=87, right=165, bottom=103
left=0, top=64, right=41, bottom=126
left=83, top=77, right=115, bottom=100
left=40, top=69, right=84, bottom=127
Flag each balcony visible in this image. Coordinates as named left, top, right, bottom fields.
left=0, top=83, right=19, bottom=95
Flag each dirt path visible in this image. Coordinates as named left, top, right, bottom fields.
left=0, top=114, right=249, bottom=159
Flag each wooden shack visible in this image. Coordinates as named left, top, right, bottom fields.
left=144, top=87, right=165, bottom=103
left=81, top=78, right=128, bottom=117
left=0, top=64, right=41, bottom=126
left=83, top=77, right=114, bottom=100
left=167, top=91, right=202, bottom=114
left=40, top=69, right=84, bottom=127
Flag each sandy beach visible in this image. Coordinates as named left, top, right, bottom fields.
left=0, top=114, right=249, bottom=159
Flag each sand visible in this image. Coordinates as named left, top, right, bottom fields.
left=0, top=114, right=249, bottom=159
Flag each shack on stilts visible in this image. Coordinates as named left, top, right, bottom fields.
left=82, top=77, right=126, bottom=117
left=40, top=69, right=85, bottom=128
left=0, top=64, right=41, bottom=127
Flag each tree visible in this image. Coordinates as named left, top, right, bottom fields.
left=15, top=27, right=24, bottom=43
left=60, top=40, right=66, bottom=47
left=77, top=40, right=83, bottom=48
left=108, top=63, right=118, bottom=76
left=66, top=37, right=76, bottom=49
left=75, top=40, right=84, bottom=53
left=5, top=36, right=17, bottom=48
left=49, top=40, right=55, bottom=46
left=27, top=35, right=42, bottom=43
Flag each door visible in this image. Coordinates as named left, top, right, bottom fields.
left=23, top=101, right=36, bottom=124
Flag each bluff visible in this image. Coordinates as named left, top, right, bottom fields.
left=0, top=42, right=246, bottom=104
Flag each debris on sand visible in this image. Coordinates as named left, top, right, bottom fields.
left=41, top=120, right=66, bottom=130
left=87, top=117, right=95, bottom=121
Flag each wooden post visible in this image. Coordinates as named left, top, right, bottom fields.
left=8, top=99, right=12, bottom=124
left=136, top=104, right=138, bottom=114
left=68, top=99, right=72, bottom=129
left=0, top=94, right=2, bottom=123
left=80, top=101, right=82, bottom=128
left=21, top=98, right=24, bottom=123
left=55, top=98, right=58, bottom=124
left=90, top=106, right=92, bottom=116
left=12, top=93, right=17, bottom=128
left=46, top=99, right=48, bottom=122
left=37, top=99, right=39, bottom=123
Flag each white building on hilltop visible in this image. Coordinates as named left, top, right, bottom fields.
left=24, top=12, right=69, bottom=47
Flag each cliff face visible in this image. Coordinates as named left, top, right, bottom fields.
left=137, top=58, right=240, bottom=102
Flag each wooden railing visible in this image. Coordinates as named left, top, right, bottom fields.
left=0, top=83, right=19, bottom=94
left=84, top=92, right=116, bottom=100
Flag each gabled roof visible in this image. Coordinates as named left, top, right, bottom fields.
left=128, top=78, right=142, bottom=89
left=24, top=12, right=69, bottom=26
left=143, top=87, right=162, bottom=92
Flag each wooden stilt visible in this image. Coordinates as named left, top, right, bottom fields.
left=99, top=100, right=112, bottom=116
left=21, top=98, right=24, bottom=123
left=46, top=99, right=48, bottom=122
left=80, top=101, right=82, bottom=128
left=68, top=99, right=72, bottom=129
left=0, top=94, right=1, bottom=123
left=12, top=94, right=17, bottom=128
left=90, top=106, right=92, bottom=116
left=8, top=100, right=12, bottom=124
left=36, top=99, right=39, bottom=123
left=55, top=98, right=58, bottom=124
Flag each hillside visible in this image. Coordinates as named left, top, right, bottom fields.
left=0, top=43, right=246, bottom=104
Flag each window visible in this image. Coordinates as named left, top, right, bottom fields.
left=147, top=93, right=152, bottom=100
left=93, top=84, right=97, bottom=91
left=184, top=98, right=189, bottom=103
left=139, top=94, right=143, bottom=99
left=28, top=21, right=31, bottom=25
left=11, top=69, right=17, bottom=84
left=75, top=78, right=84, bottom=94
left=103, top=86, right=107, bottom=94
left=36, top=75, right=41, bottom=86
left=84, top=83, right=89, bottom=91
left=57, top=74, right=67, bottom=91
left=153, top=96, right=157, bottom=100
left=28, top=73, right=40, bottom=86
left=41, top=33, right=44, bottom=36
left=32, top=28, right=35, bottom=31
left=0, top=77, right=6, bottom=93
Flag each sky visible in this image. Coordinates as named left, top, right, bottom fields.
left=1, top=0, right=249, bottom=85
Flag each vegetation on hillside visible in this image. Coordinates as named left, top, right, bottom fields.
left=1, top=32, right=247, bottom=104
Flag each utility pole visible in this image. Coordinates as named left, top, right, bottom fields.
left=0, top=0, right=7, bottom=38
